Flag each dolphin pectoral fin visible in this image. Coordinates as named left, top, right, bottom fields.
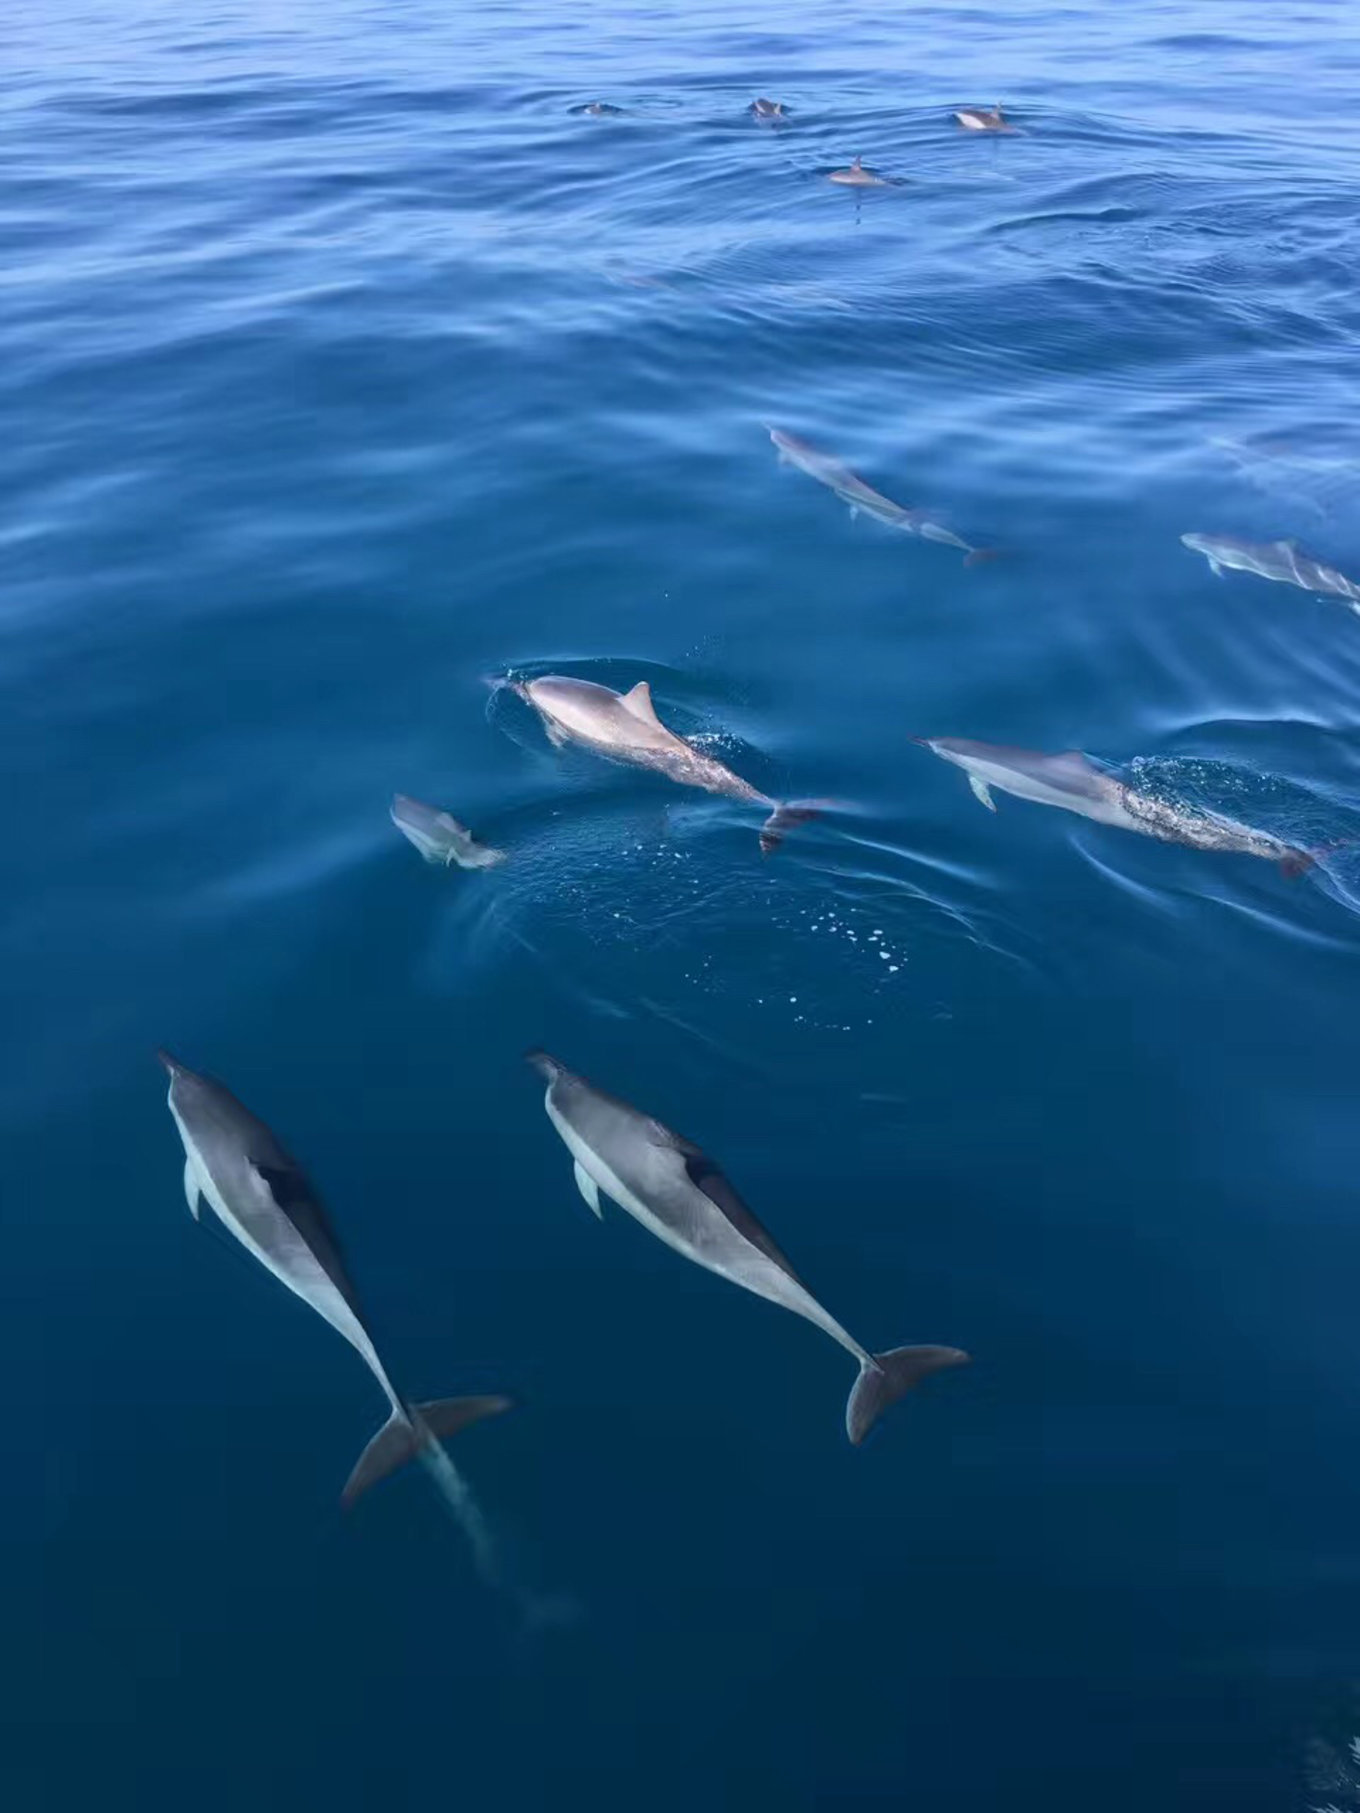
left=573, top=1160, right=604, bottom=1218
left=847, top=504, right=860, bottom=522
left=341, top=1397, right=512, bottom=1508
left=183, top=1159, right=202, bottom=1219
left=968, top=775, right=997, bottom=811
left=1208, top=558, right=1223, bottom=577
left=544, top=720, right=569, bottom=748
left=846, top=1344, right=970, bottom=1445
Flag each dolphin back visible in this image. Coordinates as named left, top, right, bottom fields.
left=163, top=1055, right=366, bottom=1322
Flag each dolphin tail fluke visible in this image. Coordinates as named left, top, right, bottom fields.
left=846, top=1344, right=969, bottom=1445
left=759, top=799, right=834, bottom=856
left=341, top=1397, right=513, bottom=1508
left=963, top=546, right=1000, bottom=567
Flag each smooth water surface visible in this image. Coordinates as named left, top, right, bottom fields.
left=7, top=0, right=1360, bottom=1806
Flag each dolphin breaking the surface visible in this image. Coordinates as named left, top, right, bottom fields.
left=510, top=672, right=820, bottom=853
left=915, top=736, right=1315, bottom=875
left=827, top=156, right=892, bottom=186
left=159, top=1053, right=513, bottom=1523
left=391, top=794, right=507, bottom=869
left=954, top=105, right=1017, bottom=132
left=768, top=426, right=990, bottom=562
left=526, top=1051, right=968, bottom=1442
left=1181, top=532, right=1360, bottom=610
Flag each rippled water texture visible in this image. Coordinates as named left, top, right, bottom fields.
left=7, top=1, right=1360, bottom=1807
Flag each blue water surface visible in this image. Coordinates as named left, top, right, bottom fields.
left=7, top=0, right=1360, bottom=1806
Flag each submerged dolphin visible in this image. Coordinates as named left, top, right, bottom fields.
left=391, top=794, right=507, bottom=870
left=509, top=672, right=820, bottom=853
left=916, top=736, right=1315, bottom=875
left=527, top=1051, right=968, bottom=1442
left=1181, top=532, right=1360, bottom=610
left=768, top=426, right=990, bottom=562
left=828, top=156, right=892, bottom=187
left=160, top=1053, right=512, bottom=1511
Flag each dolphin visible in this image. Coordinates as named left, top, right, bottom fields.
left=954, top=105, right=1016, bottom=132
left=768, top=426, right=991, bottom=562
left=509, top=672, right=821, bottom=853
left=390, top=794, right=507, bottom=870
left=159, top=1052, right=512, bottom=1511
left=1181, top=532, right=1360, bottom=610
left=751, top=97, right=788, bottom=121
left=526, top=1051, right=968, bottom=1442
left=915, top=736, right=1315, bottom=875
left=574, top=101, right=627, bottom=117
left=828, top=156, right=892, bottom=187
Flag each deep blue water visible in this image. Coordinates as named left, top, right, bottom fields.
left=8, top=0, right=1360, bottom=1806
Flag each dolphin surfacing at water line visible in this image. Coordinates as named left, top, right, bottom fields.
left=509, top=672, right=823, bottom=853
left=526, top=1051, right=969, bottom=1443
left=915, top=736, right=1316, bottom=876
left=159, top=1053, right=513, bottom=1521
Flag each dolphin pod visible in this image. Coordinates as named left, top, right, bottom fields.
left=1181, top=532, right=1360, bottom=610
left=526, top=1050, right=968, bottom=1442
left=510, top=672, right=823, bottom=853
left=160, top=1053, right=513, bottom=1516
left=153, top=87, right=1344, bottom=1566
left=915, top=736, right=1315, bottom=876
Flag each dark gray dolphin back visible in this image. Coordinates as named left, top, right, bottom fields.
left=668, top=1134, right=808, bottom=1283
left=161, top=1054, right=364, bottom=1323
left=534, top=1053, right=805, bottom=1280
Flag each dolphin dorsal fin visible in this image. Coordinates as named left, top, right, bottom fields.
left=620, top=680, right=663, bottom=726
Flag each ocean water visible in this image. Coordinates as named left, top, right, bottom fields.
left=7, top=0, right=1360, bottom=1806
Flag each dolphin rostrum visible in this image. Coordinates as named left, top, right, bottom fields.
left=1181, top=532, right=1360, bottom=610
left=510, top=672, right=821, bottom=853
left=915, top=736, right=1315, bottom=875
left=160, top=1052, right=512, bottom=1513
left=391, top=794, right=507, bottom=870
left=526, top=1051, right=968, bottom=1442
left=768, top=426, right=991, bottom=562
